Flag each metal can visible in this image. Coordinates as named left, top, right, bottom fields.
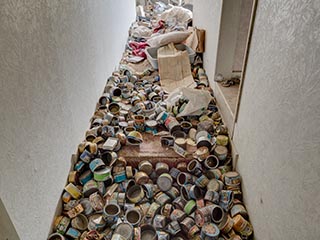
left=170, top=209, right=187, bottom=222
left=177, top=172, right=193, bottom=186
left=114, top=171, right=127, bottom=183
left=156, top=111, right=170, bottom=124
left=103, top=203, right=121, bottom=226
left=125, top=208, right=141, bottom=227
left=188, top=225, right=200, bottom=239
left=196, top=130, right=212, bottom=149
left=71, top=214, right=88, bottom=231
left=127, top=185, right=145, bottom=203
left=114, top=223, right=133, bottom=240
left=187, top=159, right=202, bottom=174
left=135, top=171, right=149, bottom=185
left=172, top=196, right=187, bottom=211
left=94, top=167, right=111, bottom=182
left=206, top=169, right=222, bottom=180
left=65, top=183, right=82, bottom=200
left=66, top=228, right=81, bottom=239
left=146, top=202, right=161, bottom=218
left=157, top=173, right=173, bottom=192
left=224, top=171, right=241, bottom=187
left=200, top=222, right=220, bottom=239
left=214, top=145, right=228, bottom=162
left=204, top=155, right=220, bottom=170
left=141, top=224, right=157, bottom=240
left=48, top=233, right=65, bottom=240
left=142, top=183, right=155, bottom=199
left=89, top=192, right=104, bottom=212
left=55, top=216, right=70, bottom=235
left=211, top=204, right=225, bottom=224
left=88, top=214, right=106, bottom=231
left=155, top=192, right=171, bottom=206
left=155, top=162, right=169, bottom=175
left=204, top=190, right=220, bottom=204
left=156, top=230, right=170, bottom=240
left=153, top=214, right=167, bottom=229
left=133, top=115, right=145, bottom=132
left=216, top=135, right=229, bottom=146
left=79, top=170, right=93, bottom=185
left=230, top=204, right=248, bottom=218
left=195, top=146, right=210, bottom=162
left=166, top=221, right=181, bottom=235
left=83, top=180, right=99, bottom=197
left=232, top=215, right=253, bottom=237
left=220, top=190, right=234, bottom=211
left=161, top=203, right=173, bottom=218
left=138, top=160, right=153, bottom=175
left=219, top=215, right=234, bottom=234
left=145, top=119, right=158, bottom=134
left=164, top=116, right=181, bottom=134
left=180, top=121, right=192, bottom=134
left=189, top=185, right=203, bottom=200
left=181, top=217, right=195, bottom=234
left=184, top=200, right=197, bottom=215
left=169, top=167, right=181, bottom=179
left=207, top=179, right=221, bottom=192
left=195, top=175, right=210, bottom=188
left=165, top=186, right=180, bottom=199
left=181, top=184, right=192, bottom=201
left=195, top=205, right=215, bottom=227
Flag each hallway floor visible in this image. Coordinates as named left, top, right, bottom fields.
left=48, top=6, right=253, bottom=240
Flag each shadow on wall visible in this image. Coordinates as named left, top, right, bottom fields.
left=0, top=198, right=20, bottom=240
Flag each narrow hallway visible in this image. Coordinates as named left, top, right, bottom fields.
left=1, top=1, right=319, bottom=240
left=48, top=3, right=253, bottom=239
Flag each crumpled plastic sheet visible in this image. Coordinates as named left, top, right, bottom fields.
left=165, top=87, right=212, bottom=117
left=130, top=25, right=153, bottom=39
left=159, top=6, right=193, bottom=27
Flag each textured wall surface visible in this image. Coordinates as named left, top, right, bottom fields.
left=0, top=1, right=135, bottom=239
left=192, top=0, right=222, bottom=86
left=233, top=0, right=320, bottom=239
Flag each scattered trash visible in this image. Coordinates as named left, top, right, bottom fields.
left=49, top=2, right=253, bottom=239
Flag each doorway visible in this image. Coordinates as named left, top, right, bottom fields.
left=214, top=0, right=256, bottom=135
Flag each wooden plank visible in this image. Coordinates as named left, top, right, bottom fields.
left=119, top=133, right=191, bottom=168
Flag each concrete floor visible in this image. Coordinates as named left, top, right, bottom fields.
left=217, top=82, right=240, bottom=115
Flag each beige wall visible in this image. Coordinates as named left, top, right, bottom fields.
left=192, top=0, right=223, bottom=85
left=233, top=0, right=320, bottom=239
left=0, top=1, right=135, bottom=239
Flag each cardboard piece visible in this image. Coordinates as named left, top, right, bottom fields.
left=158, top=43, right=195, bottom=92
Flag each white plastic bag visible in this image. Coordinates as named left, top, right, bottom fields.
left=165, top=87, right=212, bottom=117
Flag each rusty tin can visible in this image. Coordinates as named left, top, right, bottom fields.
left=157, top=173, right=173, bottom=192
left=230, top=204, right=248, bottom=218
left=127, top=185, right=145, bottom=203
left=71, top=214, right=88, bottom=231
left=232, top=215, right=253, bottom=237
left=224, top=171, right=241, bottom=187
left=125, top=208, right=141, bottom=227
left=195, top=205, right=215, bottom=227
left=155, top=192, right=171, bottom=206
left=153, top=214, right=167, bottom=229
left=155, top=162, right=169, bottom=175
left=200, top=222, right=220, bottom=239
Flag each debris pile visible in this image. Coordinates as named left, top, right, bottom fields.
left=49, top=2, right=253, bottom=240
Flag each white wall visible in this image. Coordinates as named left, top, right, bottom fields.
left=233, top=0, right=320, bottom=239
left=215, top=0, right=241, bottom=80
left=192, top=0, right=223, bottom=86
left=0, top=1, right=135, bottom=239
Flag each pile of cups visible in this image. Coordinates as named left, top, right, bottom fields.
left=48, top=71, right=253, bottom=240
